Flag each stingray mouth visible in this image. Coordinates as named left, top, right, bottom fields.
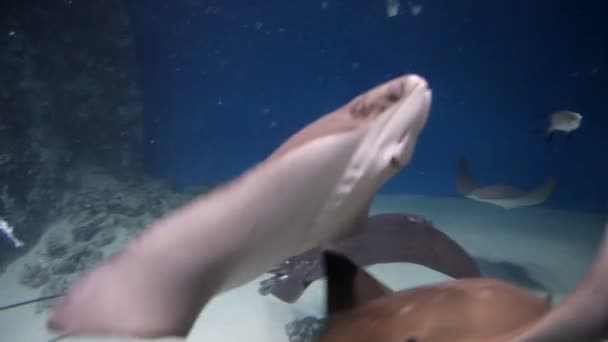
left=371, top=75, right=432, bottom=170
left=390, top=75, right=431, bottom=138
left=373, top=75, right=430, bottom=139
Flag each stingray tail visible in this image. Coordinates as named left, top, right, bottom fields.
left=0, top=294, right=64, bottom=310
left=509, top=223, right=608, bottom=341
left=456, top=155, right=477, bottom=196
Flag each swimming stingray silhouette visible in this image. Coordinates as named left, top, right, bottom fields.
left=456, top=155, right=558, bottom=210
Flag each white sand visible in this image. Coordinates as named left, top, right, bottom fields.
left=0, top=194, right=605, bottom=342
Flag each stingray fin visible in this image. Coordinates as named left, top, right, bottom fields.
left=322, top=249, right=392, bottom=316
left=456, top=155, right=477, bottom=195
left=512, top=176, right=558, bottom=208
left=258, top=272, right=308, bottom=303
left=510, top=224, right=608, bottom=341
left=360, top=213, right=482, bottom=279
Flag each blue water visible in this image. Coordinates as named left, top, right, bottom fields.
left=127, top=0, right=608, bottom=212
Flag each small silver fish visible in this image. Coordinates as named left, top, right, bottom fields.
left=546, top=110, right=582, bottom=143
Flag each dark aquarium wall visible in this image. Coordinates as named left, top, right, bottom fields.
left=127, top=0, right=607, bottom=212
left=0, top=0, right=144, bottom=269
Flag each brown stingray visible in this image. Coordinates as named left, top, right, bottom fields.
left=318, top=223, right=608, bottom=342
left=258, top=212, right=481, bottom=303
left=456, top=155, right=558, bottom=210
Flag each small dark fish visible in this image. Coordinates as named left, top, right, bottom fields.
left=318, top=223, right=608, bottom=342
left=259, top=213, right=481, bottom=303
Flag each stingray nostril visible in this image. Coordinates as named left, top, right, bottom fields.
left=404, top=336, right=419, bottom=342
left=386, top=82, right=403, bottom=102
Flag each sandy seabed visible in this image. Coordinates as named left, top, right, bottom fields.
left=0, top=193, right=605, bottom=342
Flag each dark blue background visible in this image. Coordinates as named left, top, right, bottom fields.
left=126, top=0, right=608, bottom=212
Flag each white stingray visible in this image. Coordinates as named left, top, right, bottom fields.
left=47, top=74, right=432, bottom=338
